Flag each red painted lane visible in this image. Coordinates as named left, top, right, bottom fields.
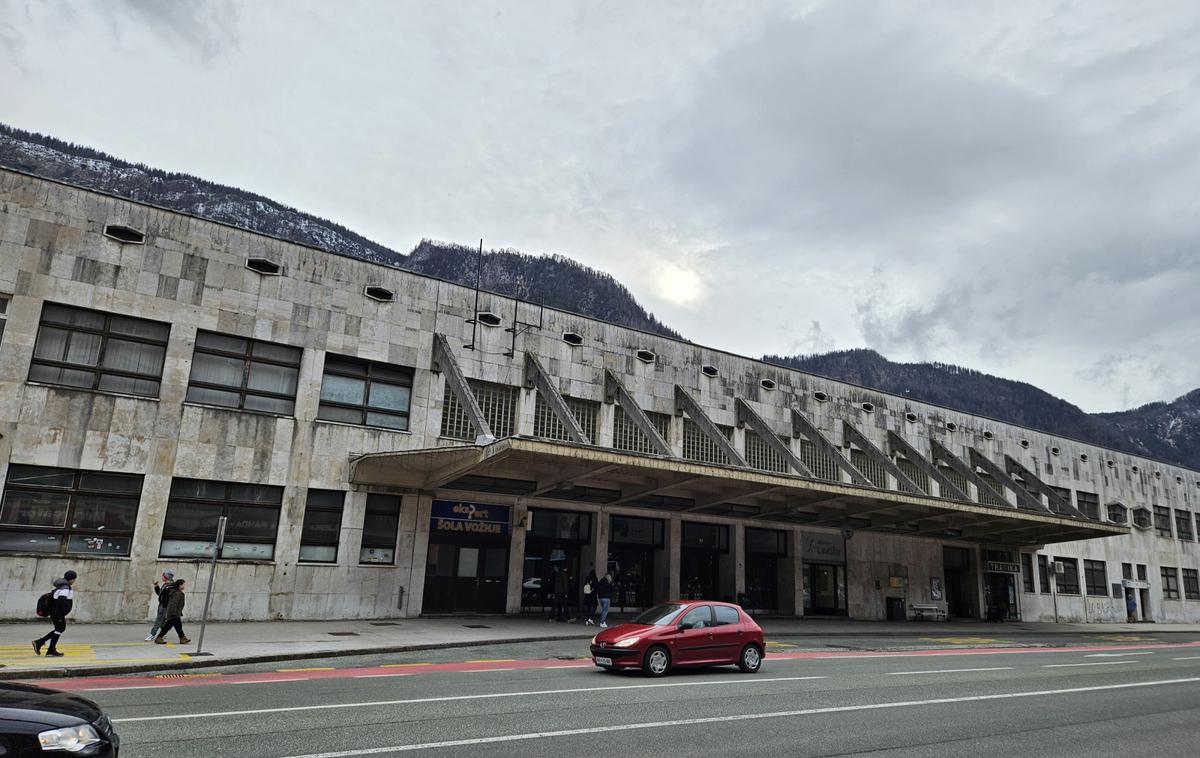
left=31, top=640, right=1200, bottom=693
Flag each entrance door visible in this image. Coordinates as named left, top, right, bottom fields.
left=983, top=572, right=1018, bottom=621
left=744, top=554, right=779, bottom=613
left=608, top=546, right=655, bottom=611
left=423, top=541, right=509, bottom=613
left=522, top=541, right=581, bottom=614
left=943, top=546, right=976, bottom=619
left=806, top=563, right=846, bottom=615
left=680, top=550, right=720, bottom=600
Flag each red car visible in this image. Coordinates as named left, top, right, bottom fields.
left=590, top=600, right=765, bottom=677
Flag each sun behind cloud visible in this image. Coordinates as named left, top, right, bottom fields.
left=652, top=261, right=706, bottom=307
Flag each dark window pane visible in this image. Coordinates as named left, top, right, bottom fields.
left=317, top=405, right=363, bottom=424
left=0, top=531, right=62, bottom=552
left=42, top=304, right=105, bottom=329
left=7, top=465, right=76, bottom=488
left=163, top=501, right=225, bottom=536
left=300, top=508, right=342, bottom=545
left=229, top=484, right=283, bottom=504
left=170, top=478, right=227, bottom=499
left=195, top=332, right=247, bottom=353
left=69, top=495, right=139, bottom=531
left=224, top=505, right=280, bottom=540
left=246, top=362, right=298, bottom=395
left=102, top=339, right=165, bottom=376
left=324, top=356, right=368, bottom=375
left=108, top=315, right=170, bottom=340
left=97, top=375, right=160, bottom=396
left=482, top=547, right=507, bottom=577
left=243, top=395, right=294, bottom=415
left=368, top=382, right=410, bottom=412
left=251, top=341, right=302, bottom=363
left=190, top=352, right=245, bottom=388
left=30, top=364, right=96, bottom=389
left=0, top=491, right=70, bottom=527
left=362, top=495, right=400, bottom=549
left=78, top=472, right=143, bottom=493
left=66, top=534, right=131, bottom=556
left=365, top=411, right=409, bottom=430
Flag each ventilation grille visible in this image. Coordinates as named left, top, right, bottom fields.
left=745, top=431, right=788, bottom=474
left=905, top=412, right=919, bottom=423
left=939, top=465, right=970, bottom=501
left=440, top=379, right=518, bottom=440
left=982, top=430, right=994, bottom=441
left=533, top=393, right=598, bottom=443
left=612, top=406, right=671, bottom=455
left=246, top=257, right=283, bottom=276
left=976, top=473, right=1008, bottom=507
left=475, top=311, right=502, bottom=327
left=813, top=391, right=830, bottom=403
left=799, top=438, right=840, bottom=482
left=364, top=285, right=394, bottom=302
left=945, top=422, right=958, bottom=432
left=760, top=378, right=777, bottom=391
left=701, top=365, right=719, bottom=378
left=103, top=224, right=145, bottom=244
left=859, top=401, right=875, bottom=413
left=635, top=348, right=656, bottom=364
left=896, top=457, right=929, bottom=493
left=850, top=449, right=887, bottom=488
left=562, top=331, right=583, bottom=346
left=1019, top=439, right=1031, bottom=449
left=683, top=418, right=732, bottom=465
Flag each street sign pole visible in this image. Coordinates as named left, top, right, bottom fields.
left=193, top=516, right=226, bottom=657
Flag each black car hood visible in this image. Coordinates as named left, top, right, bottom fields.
left=0, top=682, right=102, bottom=730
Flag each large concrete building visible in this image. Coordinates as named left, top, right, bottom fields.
left=1, top=168, right=1198, bottom=624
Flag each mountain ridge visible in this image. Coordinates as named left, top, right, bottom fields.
left=2, top=122, right=1197, bottom=471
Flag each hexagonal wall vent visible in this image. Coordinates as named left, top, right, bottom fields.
left=103, top=224, right=145, bottom=244
left=246, top=257, right=283, bottom=276
left=562, top=331, right=584, bottom=347
left=364, top=285, right=395, bottom=302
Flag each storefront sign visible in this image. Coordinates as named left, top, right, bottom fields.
left=1122, top=579, right=1150, bottom=590
left=985, top=561, right=1021, bottom=574
left=430, top=500, right=510, bottom=536
left=801, top=533, right=845, bottom=564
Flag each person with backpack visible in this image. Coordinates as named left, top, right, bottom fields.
left=145, top=569, right=177, bottom=641
left=596, top=572, right=613, bottom=628
left=32, top=570, right=77, bottom=658
left=581, top=569, right=599, bottom=626
left=154, top=578, right=190, bottom=645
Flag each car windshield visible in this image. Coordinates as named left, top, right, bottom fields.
left=631, top=602, right=688, bottom=626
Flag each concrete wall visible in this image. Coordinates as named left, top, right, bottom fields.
left=2, top=169, right=1199, bottom=622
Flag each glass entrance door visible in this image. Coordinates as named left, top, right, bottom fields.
left=744, top=553, right=779, bottom=613
left=984, top=572, right=1019, bottom=621
left=423, top=540, right=509, bottom=613
left=607, top=546, right=655, bottom=611
left=804, top=563, right=847, bottom=616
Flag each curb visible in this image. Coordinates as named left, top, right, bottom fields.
left=4, top=627, right=1196, bottom=680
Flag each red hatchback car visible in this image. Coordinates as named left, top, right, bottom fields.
left=590, top=600, right=765, bottom=677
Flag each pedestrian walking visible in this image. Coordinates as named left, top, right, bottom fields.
left=1126, top=589, right=1138, bottom=623
left=596, top=572, right=613, bottom=628
left=146, top=569, right=177, bottom=641
left=551, top=565, right=571, bottom=622
left=582, top=569, right=599, bottom=625
left=154, top=578, right=190, bottom=645
left=33, top=570, right=77, bottom=658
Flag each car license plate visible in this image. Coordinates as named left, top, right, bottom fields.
left=594, top=656, right=613, bottom=666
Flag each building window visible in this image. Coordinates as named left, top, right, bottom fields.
left=440, top=380, right=518, bottom=440
left=1183, top=569, right=1200, bottom=601
left=318, top=355, right=413, bottom=431
left=1132, top=507, right=1152, bottom=530
left=745, top=431, right=789, bottom=474
left=0, top=464, right=141, bottom=556
left=298, top=490, right=344, bottom=563
left=1055, top=557, right=1080, bottom=594
left=360, top=494, right=400, bottom=564
left=1153, top=506, right=1173, bottom=538
left=1161, top=567, right=1180, bottom=600
left=160, top=479, right=282, bottom=560
left=683, top=419, right=733, bottom=465
left=532, top=393, right=599, bottom=443
left=1076, top=491, right=1099, bottom=519
left=1021, top=553, right=1035, bottom=593
left=612, top=406, right=671, bottom=455
left=29, top=303, right=169, bottom=397
left=1175, top=510, right=1194, bottom=541
left=0, top=294, right=9, bottom=345
left=1107, top=502, right=1128, bottom=524
left=186, top=331, right=302, bottom=415
left=1083, top=559, right=1108, bottom=596
left=1037, top=555, right=1051, bottom=595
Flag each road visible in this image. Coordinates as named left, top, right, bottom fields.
left=42, top=636, right=1200, bottom=757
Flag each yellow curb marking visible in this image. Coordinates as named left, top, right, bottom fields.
left=466, top=659, right=517, bottom=663
left=920, top=636, right=1008, bottom=645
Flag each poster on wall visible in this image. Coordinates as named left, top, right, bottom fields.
left=930, top=577, right=944, bottom=601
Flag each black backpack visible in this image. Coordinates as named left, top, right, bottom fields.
left=36, top=591, right=53, bottom=618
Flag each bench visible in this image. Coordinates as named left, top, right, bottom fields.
left=909, top=602, right=947, bottom=621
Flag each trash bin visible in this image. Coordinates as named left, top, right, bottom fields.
left=886, top=597, right=907, bottom=621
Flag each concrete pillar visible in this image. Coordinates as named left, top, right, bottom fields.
left=404, top=494, right=433, bottom=617
left=596, top=403, right=615, bottom=448
left=593, top=509, right=608, bottom=580
left=667, top=516, right=681, bottom=600
left=779, top=527, right=800, bottom=616
left=506, top=501, right=529, bottom=614
left=731, top=522, right=746, bottom=601
left=393, top=493, right=421, bottom=617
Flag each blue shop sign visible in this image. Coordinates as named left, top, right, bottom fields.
left=431, top=500, right=510, bottom=536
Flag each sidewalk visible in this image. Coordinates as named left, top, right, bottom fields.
left=3, top=615, right=1198, bottom=680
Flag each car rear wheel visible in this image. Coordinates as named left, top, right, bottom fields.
left=643, top=645, right=671, bottom=677
left=738, top=644, right=763, bottom=673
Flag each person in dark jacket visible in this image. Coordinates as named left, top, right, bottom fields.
left=582, top=569, right=599, bottom=625
left=154, top=578, right=190, bottom=645
left=595, top=572, right=613, bottom=628
left=146, top=569, right=177, bottom=641
left=551, top=565, right=571, bottom=622
left=33, top=570, right=77, bottom=657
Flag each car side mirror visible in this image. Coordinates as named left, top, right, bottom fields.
left=678, top=621, right=694, bottom=631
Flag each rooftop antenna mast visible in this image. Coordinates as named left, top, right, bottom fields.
left=464, top=238, right=484, bottom=351
left=504, top=293, right=545, bottom=358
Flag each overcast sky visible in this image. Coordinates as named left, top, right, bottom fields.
left=3, top=0, right=1198, bottom=413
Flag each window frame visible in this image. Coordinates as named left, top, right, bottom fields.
left=159, top=478, right=282, bottom=560
left=359, top=494, right=401, bottom=565
left=0, top=464, right=142, bottom=556
left=1182, top=569, right=1200, bottom=601
left=1083, top=559, right=1108, bottom=597
left=29, top=302, right=170, bottom=398
left=1174, top=510, right=1194, bottom=541
left=298, top=489, right=345, bottom=564
left=317, top=354, right=413, bottom=431
left=1021, top=553, right=1035, bottom=593
left=185, top=331, right=302, bottom=415
left=1153, top=506, right=1173, bottom=538
left=1161, top=566, right=1180, bottom=600
left=1037, top=555, right=1051, bottom=595
left=1054, top=557, right=1080, bottom=595
left=0, top=293, right=9, bottom=346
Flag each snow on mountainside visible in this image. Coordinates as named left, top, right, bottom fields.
left=2, top=122, right=1197, bottom=470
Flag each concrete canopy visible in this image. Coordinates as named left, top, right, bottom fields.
left=350, top=438, right=1127, bottom=546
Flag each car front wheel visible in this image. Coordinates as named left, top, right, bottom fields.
left=738, top=644, right=763, bottom=673
left=643, top=645, right=671, bottom=677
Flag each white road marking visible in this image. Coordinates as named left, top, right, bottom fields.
left=1084, top=652, right=1154, bottom=657
left=353, top=673, right=412, bottom=679
left=887, top=667, right=1013, bottom=676
left=273, top=677, right=1200, bottom=757
left=1172, top=656, right=1200, bottom=661
left=1043, top=661, right=1135, bottom=668
left=462, top=668, right=515, bottom=673
left=112, top=675, right=828, bottom=723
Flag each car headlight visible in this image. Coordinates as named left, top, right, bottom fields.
left=614, top=636, right=640, bottom=648
left=591, top=635, right=598, bottom=645
left=38, top=724, right=102, bottom=752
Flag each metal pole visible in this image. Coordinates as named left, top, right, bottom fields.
left=1051, top=567, right=1059, bottom=624
left=194, top=516, right=226, bottom=656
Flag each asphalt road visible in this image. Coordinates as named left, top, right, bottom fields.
left=54, top=638, right=1200, bottom=757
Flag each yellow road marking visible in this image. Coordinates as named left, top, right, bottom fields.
left=920, top=636, right=1008, bottom=645
left=278, top=667, right=336, bottom=672
left=466, top=659, right=517, bottom=663
left=381, top=662, right=433, bottom=668
left=1098, top=635, right=1149, bottom=642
